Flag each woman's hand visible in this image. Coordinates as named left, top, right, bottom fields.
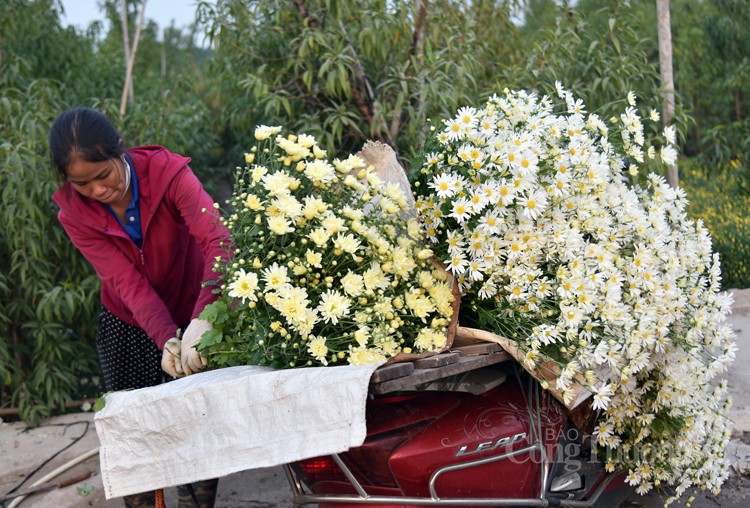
left=161, top=337, right=184, bottom=378
left=181, top=318, right=212, bottom=375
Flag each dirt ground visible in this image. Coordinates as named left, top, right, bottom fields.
left=4, top=413, right=750, bottom=508
left=0, top=411, right=294, bottom=507
left=2, top=289, right=750, bottom=508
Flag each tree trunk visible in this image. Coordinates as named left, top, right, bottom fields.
left=736, top=91, right=742, bottom=122
left=414, top=0, right=428, bottom=147
left=338, top=20, right=394, bottom=149
left=390, top=0, right=428, bottom=145
left=120, top=0, right=134, bottom=105
left=120, top=0, right=148, bottom=118
left=656, top=0, right=678, bottom=188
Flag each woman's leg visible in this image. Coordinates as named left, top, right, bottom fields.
left=97, top=307, right=165, bottom=507
left=177, top=479, right=220, bottom=508
left=96, top=307, right=219, bottom=507
left=122, top=490, right=156, bottom=508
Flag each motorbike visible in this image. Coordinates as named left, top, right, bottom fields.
left=283, top=346, right=633, bottom=507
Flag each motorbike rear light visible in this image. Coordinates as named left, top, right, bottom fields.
left=293, top=420, right=434, bottom=492
left=295, top=456, right=347, bottom=484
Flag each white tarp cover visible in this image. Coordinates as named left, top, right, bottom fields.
left=94, top=363, right=380, bottom=498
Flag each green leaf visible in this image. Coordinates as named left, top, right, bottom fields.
left=199, top=328, right=224, bottom=348
left=93, top=396, right=106, bottom=412
left=77, top=485, right=94, bottom=496
left=611, top=33, right=621, bottom=55
left=200, top=300, right=229, bottom=324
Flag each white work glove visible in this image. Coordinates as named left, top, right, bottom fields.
left=181, top=318, right=212, bottom=375
left=161, top=337, right=184, bottom=378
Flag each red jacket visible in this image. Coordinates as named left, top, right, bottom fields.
left=53, top=146, right=230, bottom=349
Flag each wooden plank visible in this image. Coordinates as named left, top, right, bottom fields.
left=412, top=352, right=459, bottom=370
left=418, top=368, right=508, bottom=396
left=451, top=342, right=503, bottom=355
left=369, top=362, right=414, bottom=384
left=370, top=350, right=512, bottom=394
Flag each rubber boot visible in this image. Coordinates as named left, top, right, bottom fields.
left=176, top=478, right=219, bottom=508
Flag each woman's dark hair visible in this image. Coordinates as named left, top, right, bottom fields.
left=49, top=107, right=125, bottom=179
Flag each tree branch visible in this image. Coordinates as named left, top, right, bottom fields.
left=119, top=0, right=133, bottom=104
left=291, top=0, right=317, bottom=28
left=390, top=0, right=429, bottom=143
left=338, top=20, right=394, bottom=148
left=410, top=0, right=429, bottom=57
left=120, top=0, right=148, bottom=118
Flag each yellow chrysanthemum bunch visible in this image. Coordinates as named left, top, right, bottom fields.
left=198, top=127, right=455, bottom=368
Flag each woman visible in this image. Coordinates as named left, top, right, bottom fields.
left=49, top=107, right=228, bottom=507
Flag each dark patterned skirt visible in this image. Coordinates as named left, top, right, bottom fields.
left=96, top=306, right=168, bottom=392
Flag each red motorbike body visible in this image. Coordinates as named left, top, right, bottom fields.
left=286, top=364, right=630, bottom=507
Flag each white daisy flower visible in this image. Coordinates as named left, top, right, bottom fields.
left=228, top=269, right=259, bottom=302
left=449, top=197, right=472, bottom=223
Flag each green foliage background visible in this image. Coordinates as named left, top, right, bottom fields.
left=1, top=0, right=748, bottom=423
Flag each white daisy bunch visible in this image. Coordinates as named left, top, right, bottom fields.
left=413, top=85, right=736, bottom=499
left=198, top=126, right=455, bottom=369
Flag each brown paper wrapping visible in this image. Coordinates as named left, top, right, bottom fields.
left=354, top=140, right=460, bottom=365
left=453, top=326, right=595, bottom=411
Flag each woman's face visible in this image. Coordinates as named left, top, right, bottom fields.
left=66, top=156, right=130, bottom=206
